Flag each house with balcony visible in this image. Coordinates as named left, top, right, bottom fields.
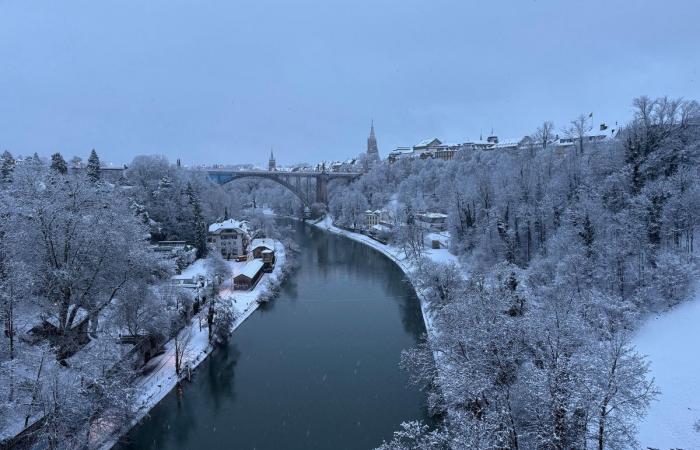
left=208, top=219, right=251, bottom=259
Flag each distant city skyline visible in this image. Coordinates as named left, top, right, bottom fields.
left=1, top=1, right=698, bottom=167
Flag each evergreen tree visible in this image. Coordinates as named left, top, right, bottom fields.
left=86, top=149, right=101, bottom=182
left=50, top=152, right=68, bottom=175
left=1, top=151, right=15, bottom=182
left=186, top=182, right=207, bottom=258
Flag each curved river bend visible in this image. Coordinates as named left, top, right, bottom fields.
left=118, top=220, right=431, bottom=449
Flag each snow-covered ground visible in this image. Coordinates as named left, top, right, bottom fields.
left=634, top=290, right=700, bottom=450
left=95, top=241, right=286, bottom=449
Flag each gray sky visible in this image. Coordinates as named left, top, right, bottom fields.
left=1, top=0, right=698, bottom=167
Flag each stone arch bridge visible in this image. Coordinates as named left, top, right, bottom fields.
left=206, top=170, right=361, bottom=207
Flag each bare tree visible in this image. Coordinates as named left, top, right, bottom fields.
left=591, top=335, right=657, bottom=450
left=535, top=120, right=556, bottom=149
left=567, top=113, right=592, bottom=155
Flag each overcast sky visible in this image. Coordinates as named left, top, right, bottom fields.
left=1, top=0, right=698, bottom=167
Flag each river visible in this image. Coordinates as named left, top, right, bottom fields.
left=117, top=220, right=431, bottom=450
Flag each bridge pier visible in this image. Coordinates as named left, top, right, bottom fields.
left=315, top=173, right=329, bottom=205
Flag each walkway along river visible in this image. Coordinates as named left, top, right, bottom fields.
left=117, top=220, right=432, bottom=449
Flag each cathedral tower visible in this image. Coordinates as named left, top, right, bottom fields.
left=367, top=121, right=380, bottom=161
left=268, top=149, right=276, bottom=171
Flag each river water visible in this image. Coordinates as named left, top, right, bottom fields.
left=117, top=220, right=430, bottom=449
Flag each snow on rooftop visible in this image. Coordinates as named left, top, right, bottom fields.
left=208, top=218, right=249, bottom=234
left=251, top=238, right=275, bottom=250
left=371, top=224, right=392, bottom=232
left=236, top=259, right=264, bottom=279
left=414, top=138, right=441, bottom=147
left=493, top=139, right=521, bottom=149
left=420, top=212, right=448, bottom=219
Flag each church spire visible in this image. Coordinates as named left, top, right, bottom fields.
left=268, top=148, right=276, bottom=171
left=367, top=120, right=380, bottom=161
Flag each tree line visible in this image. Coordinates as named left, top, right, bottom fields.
left=327, top=97, right=700, bottom=450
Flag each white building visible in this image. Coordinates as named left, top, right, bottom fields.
left=208, top=219, right=251, bottom=259
left=417, top=212, right=448, bottom=231
left=364, top=209, right=391, bottom=228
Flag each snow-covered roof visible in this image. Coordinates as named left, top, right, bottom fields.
left=420, top=212, right=448, bottom=219
left=236, top=259, right=264, bottom=279
left=171, top=273, right=200, bottom=281
left=44, top=308, right=88, bottom=329
left=208, top=219, right=249, bottom=234
left=414, top=138, right=442, bottom=148
left=371, top=224, right=392, bottom=233
left=390, top=147, right=414, bottom=155
left=493, top=139, right=520, bottom=149
left=251, top=238, right=275, bottom=250
left=461, top=139, right=495, bottom=147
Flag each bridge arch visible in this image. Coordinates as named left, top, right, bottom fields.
left=215, top=173, right=314, bottom=207
left=207, top=170, right=360, bottom=208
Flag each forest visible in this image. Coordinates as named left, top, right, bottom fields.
left=0, top=150, right=295, bottom=447
left=326, top=97, right=700, bottom=450
left=1, top=95, right=698, bottom=449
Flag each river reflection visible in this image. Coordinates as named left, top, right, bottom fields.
left=117, top=220, right=430, bottom=450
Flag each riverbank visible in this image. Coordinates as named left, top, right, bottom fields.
left=113, top=218, right=432, bottom=449
left=310, top=217, right=455, bottom=334
left=96, top=241, right=287, bottom=450
left=313, top=217, right=700, bottom=448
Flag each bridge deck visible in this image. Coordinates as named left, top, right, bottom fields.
left=206, top=170, right=361, bottom=178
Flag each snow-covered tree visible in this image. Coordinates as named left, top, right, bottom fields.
left=1, top=150, right=15, bottom=183
left=50, top=152, right=68, bottom=175
left=86, top=149, right=101, bottom=182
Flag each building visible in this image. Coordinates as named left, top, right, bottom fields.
left=461, top=139, right=496, bottom=151
left=432, top=143, right=459, bottom=160
left=367, top=121, right=380, bottom=161
left=268, top=149, right=276, bottom=171
left=417, top=212, right=448, bottom=231
left=234, top=259, right=265, bottom=290
left=369, top=223, right=392, bottom=243
left=251, top=238, right=275, bottom=258
left=363, top=209, right=390, bottom=228
left=208, top=219, right=251, bottom=259
left=170, top=273, right=207, bottom=289
left=492, top=139, right=521, bottom=151
left=364, top=210, right=381, bottom=228
left=387, top=147, right=414, bottom=162
left=261, top=249, right=275, bottom=272
left=152, top=240, right=197, bottom=266
left=251, top=238, right=276, bottom=272
left=387, top=138, right=460, bottom=162
left=412, top=138, right=442, bottom=158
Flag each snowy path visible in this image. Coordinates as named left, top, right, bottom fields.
left=634, top=291, right=700, bottom=450
left=96, top=242, right=286, bottom=449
